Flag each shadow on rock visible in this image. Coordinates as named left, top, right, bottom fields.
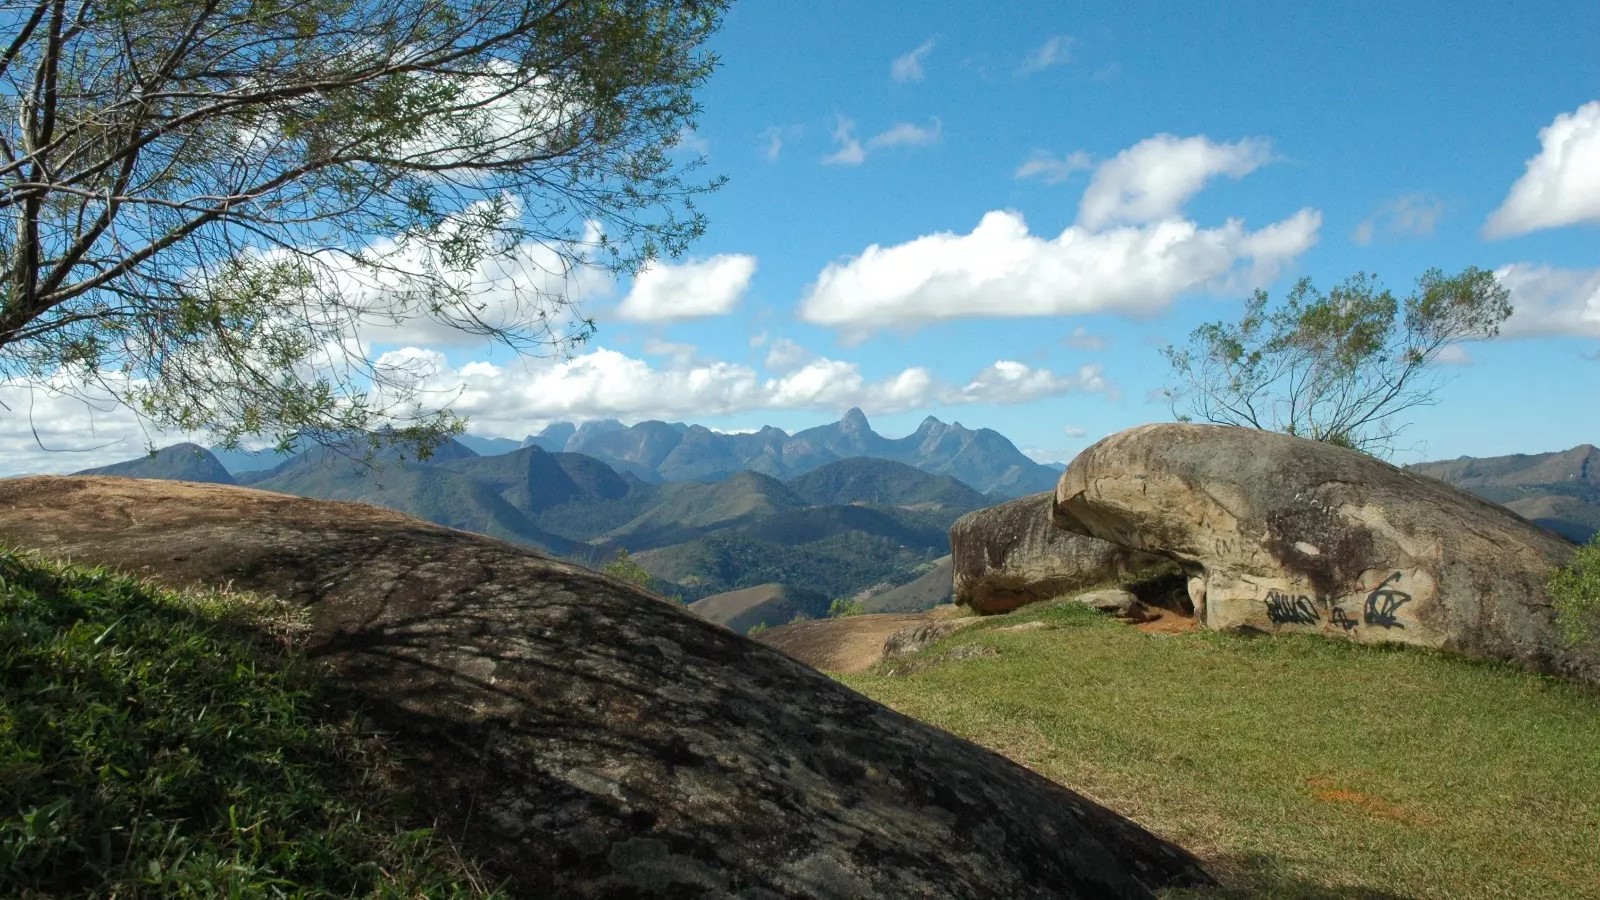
left=0, top=476, right=1212, bottom=899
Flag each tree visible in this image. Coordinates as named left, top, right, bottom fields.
left=0, top=0, right=727, bottom=454
left=827, top=596, right=864, bottom=618
left=1550, top=534, right=1600, bottom=648
left=1162, top=267, right=1512, bottom=456
left=601, top=548, right=652, bottom=589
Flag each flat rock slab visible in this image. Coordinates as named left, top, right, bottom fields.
left=0, top=476, right=1211, bottom=898
left=756, top=613, right=931, bottom=674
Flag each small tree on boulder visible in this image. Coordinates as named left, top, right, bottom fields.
left=1163, top=267, right=1511, bottom=456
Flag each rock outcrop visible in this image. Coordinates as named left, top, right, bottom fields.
left=0, top=476, right=1211, bottom=898
left=1053, top=424, right=1596, bottom=683
left=951, top=492, right=1177, bottom=614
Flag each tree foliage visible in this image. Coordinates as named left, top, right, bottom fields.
left=1551, top=534, right=1600, bottom=648
left=1163, top=267, right=1512, bottom=455
left=600, top=548, right=652, bottom=589
left=0, top=0, right=727, bottom=453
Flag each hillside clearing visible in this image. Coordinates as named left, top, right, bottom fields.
left=842, top=601, right=1600, bottom=899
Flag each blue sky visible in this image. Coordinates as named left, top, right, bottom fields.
left=5, top=0, right=1598, bottom=473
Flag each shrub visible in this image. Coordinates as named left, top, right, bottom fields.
left=601, top=549, right=653, bottom=589
left=828, top=597, right=866, bottom=618
left=1550, top=534, right=1600, bottom=646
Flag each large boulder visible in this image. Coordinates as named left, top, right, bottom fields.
left=951, top=492, right=1177, bottom=614
left=0, top=476, right=1211, bottom=898
left=1052, top=424, right=1597, bottom=683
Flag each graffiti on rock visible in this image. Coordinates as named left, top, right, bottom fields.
left=1363, top=573, right=1412, bottom=629
left=1265, top=590, right=1321, bottom=625
left=1262, top=573, right=1410, bottom=632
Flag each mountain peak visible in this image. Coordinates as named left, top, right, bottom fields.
left=840, top=407, right=871, bottom=433
left=915, top=415, right=947, bottom=435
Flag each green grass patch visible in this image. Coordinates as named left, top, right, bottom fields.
left=0, top=547, right=498, bottom=898
left=843, top=600, right=1600, bottom=899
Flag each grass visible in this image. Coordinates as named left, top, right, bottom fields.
left=0, top=547, right=498, bottom=898
left=842, top=600, right=1600, bottom=899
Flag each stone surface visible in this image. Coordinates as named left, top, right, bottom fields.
left=1075, top=589, right=1157, bottom=623
left=882, top=617, right=984, bottom=659
left=0, top=476, right=1212, bottom=898
left=951, top=492, right=1177, bottom=614
left=1053, top=424, right=1596, bottom=684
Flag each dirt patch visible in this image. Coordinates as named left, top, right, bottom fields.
left=1136, top=611, right=1201, bottom=635
left=1306, top=777, right=1435, bottom=826
left=757, top=613, right=932, bottom=673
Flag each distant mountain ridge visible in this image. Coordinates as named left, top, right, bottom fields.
left=87, top=438, right=990, bottom=624
left=1407, top=444, right=1599, bottom=543
left=513, top=407, right=1060, bottom=498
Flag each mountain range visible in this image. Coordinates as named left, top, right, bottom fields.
left=74, top=424, right=1598, bottom=634
left=80, top=435, right=991, bottom=628
left=1406, top=444, right=1599, bottom=543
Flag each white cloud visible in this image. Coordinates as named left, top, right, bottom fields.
left=304, top=202, right=614, bottom=350
left=1432, top=345, right=1473, bottom=366
left=0, top=373, right=174, bottom=475
left=1062, top=326, right=1106, bottom=350
left=748, top=330, right=769, bottom=348
left=673, top=128, right=710, bottom=156
left=868, top=118, right=942, bottom=149
left=360, top=350, right=1108, bottom=435
left=641, top=338, right=699, bottom=367
left=955, top=361, right=1106, bottom=404
left=1063, top=425, right=1088, bottom=438
left=759, top=124, right=804, bottom=162
left=1484, top=101, right=1600, bottom=238
left=1352, top=193, right=1445, bottom=245
left=763, top=337, right=813, bottom=374
left=798, top=207, right=1321, bottom=331
left=1018, top=35, right=1074, bottom=75
left=614, top=254, right=757, bottom=321
left=1, top=346, right=1113, bottom=475
left=1078, top=133, right=1275, bottom=229
left=892, top=38, right=936, bottom=83
left=1015, top=149, right=1093, bottom=185
left=1495, top=263, right=1600, bottom=337
left=823, top=116, right=866, bottom=166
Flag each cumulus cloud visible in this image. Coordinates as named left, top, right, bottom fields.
left=1018, top=35, right=1073, bottom=75
left=1062, top=326, right=1106, bottom=350
left=359, top=348, right=1110, bottom=437
left=614, top=254, right=756, bottom=321
left=1431, top=345, right=1473, bottom=366
left=1078, top=134, right=1274, bottom=229
left=1484, top=101, right=1600, bottom=238
left=641, top=338, right=699, bottom=367
left=1495, top=263, right=1600, bottom=337
left=797, top=207, right=1321, bottom=330
left=1, top=344, right=1113, bottom=475
left=955, top=361, right=1106, bottom=404
left=1352, top=193, right=1446, bottom=245
left=892, top=38, right=936, bottom=83
left=823, top=117, right=866, bottom=166
left=1063, top=425, right=1088, bottom=438
left=1015, top=149, right=1094, bottom=185
left=763, top=337, right=813, bottom=374
left=868, top=118, right=942, bottom=149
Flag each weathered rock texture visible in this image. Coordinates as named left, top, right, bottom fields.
left=1053, top=424, right=1597, bottom=683
left=882, top=617, right=984, bottom=660
left=0, top=476, right=1211, bottom=898
left=952, top=492, right=1177, bottom=614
